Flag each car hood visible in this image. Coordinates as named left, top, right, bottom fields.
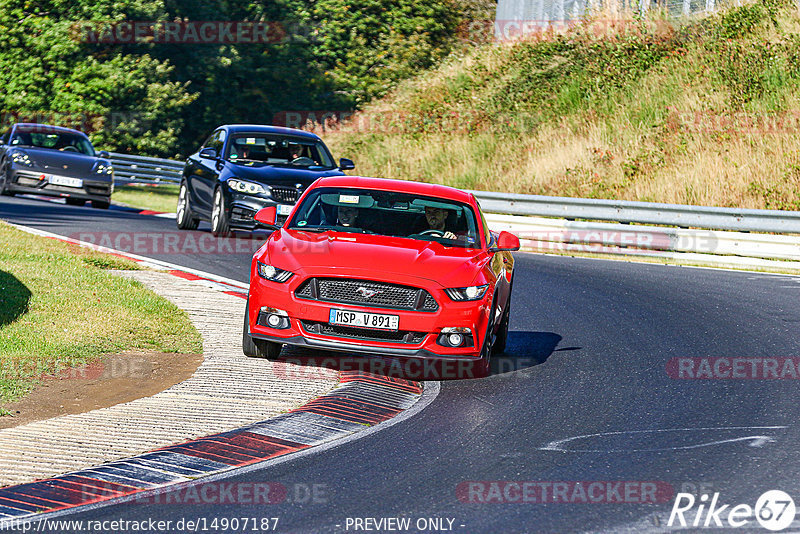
left=226, top=162, right=344, bottom=185
left=20, top=148, right=99, bottom=176
left=265, top=229, right=486, bottom=288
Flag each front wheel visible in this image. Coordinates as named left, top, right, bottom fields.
left=0, top=160, right=15, bottom=196
left=91, top=199, right=110, bottom=209
left=211, top=187, right=231, bottom=237
left=242, top=303, right=282, bottom=359
left=492, top=291, right=511, bottom=355
left=176, top=180, right=199, bottom=230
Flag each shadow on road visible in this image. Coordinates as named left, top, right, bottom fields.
left=488, top=331, right=567, bottom=376
left=272, top=331, right=571, bottom=382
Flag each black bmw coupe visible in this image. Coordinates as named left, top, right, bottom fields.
left=0, top=123, right=114, bottom=209
left=177, top=124, right=354, bottom=235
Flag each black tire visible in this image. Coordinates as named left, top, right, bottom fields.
left=91, top=199, right=110, bottom=209
left=0, top=160, right=15, bottom=196
left=66, top=197, right=86, bottom=206
left=492, top=296, right=510, bottom=355
left=242, top=303, right=282, bottom=359
left=211, top=187, right=231, bottom=236
left=492, top=278, right=513, bottom=355
left=176, top=180, right=199, bottom=230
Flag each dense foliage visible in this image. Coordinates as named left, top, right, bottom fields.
left=0, top=0, right=487, bottom=157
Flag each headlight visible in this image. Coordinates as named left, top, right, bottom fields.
left=257, top=261, right=293, bottom=283
left=445, top=284, right=489, bottom=301
left=94, top=163, right=113, bottom=175
left=10, top=151, right=32, bottom=166
left=228, top=178, right=266, bottom=195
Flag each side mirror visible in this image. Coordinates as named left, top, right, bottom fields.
left=339, top=158, right=355, bottom=171
left=490, top=231, right=520, bottom=252
left=199, top=147, right=218, bottom=159
left=98, top=150, right=110, bottom=158
left=254, top=206, right=278, bottom=227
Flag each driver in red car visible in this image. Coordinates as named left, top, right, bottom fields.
left=423, top=206, right=457, bottom=239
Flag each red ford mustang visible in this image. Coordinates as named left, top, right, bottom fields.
left=243, top=176, right=519, bottom=377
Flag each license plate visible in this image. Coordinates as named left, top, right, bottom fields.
left=329, top=309, right=399, bottom=331
left=277, top=204, right=293, bottom=216
left=49, top=175, right=83, bottom=188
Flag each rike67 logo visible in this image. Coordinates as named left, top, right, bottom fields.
left=668, top=490, right=796, bottom=531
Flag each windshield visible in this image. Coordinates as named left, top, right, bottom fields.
left=10, top=128, right=95, bottom=156
left=287, top=187, right=482, bottom=249
left=225, top=134, right=335, bottom=169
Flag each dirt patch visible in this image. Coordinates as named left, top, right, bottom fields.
left=0, top=350, right=202, bottom=429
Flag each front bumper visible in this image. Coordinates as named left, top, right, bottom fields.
left=248, top=271, right=492, bottom=361
left=9, top=168, right=112, bottom=201
left=227, top=193, right=292, bottom=230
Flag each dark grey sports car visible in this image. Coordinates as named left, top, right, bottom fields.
left=0, top=123, right=114, bottom=209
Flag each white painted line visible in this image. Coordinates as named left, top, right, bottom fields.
left=540, top=426, right=789, bottom=453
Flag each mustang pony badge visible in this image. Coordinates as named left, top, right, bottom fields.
left=356, top=287, right=379, bottom=299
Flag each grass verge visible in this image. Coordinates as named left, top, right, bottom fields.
left=112, top=183, right=180, bottom=213
left=0, top=222, right=202, bottom=415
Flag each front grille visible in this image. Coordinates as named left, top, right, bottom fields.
left=270, top=186, right=298, bottom=203
left=295, top=278, right=438, bottom=312
left=301, top=320, right=426, bottom=344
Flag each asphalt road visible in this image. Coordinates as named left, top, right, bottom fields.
left=3, top=194, right=800, bottom=533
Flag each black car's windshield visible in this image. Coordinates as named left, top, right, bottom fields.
left=10, top=128, right=95, bottom=156
left=287, top=187, right=482, bottom=249
left=226, top=134, right=335, bottom=169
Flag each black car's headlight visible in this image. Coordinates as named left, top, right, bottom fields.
left=257, top=261, right=293, bottom=283
left=445, top=284, right=489, bottom=301
left=228, top=178, right=266, bottom=195
left=94, top=163, right=113, bottom=175
left=9, top=151, right=32, bottom=167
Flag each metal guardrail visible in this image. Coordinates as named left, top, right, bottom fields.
left=469, top=190, right=800, bottom=234
left=109, top=152, right=183, bottom=184
left=105, top=152, right=800, bottom=235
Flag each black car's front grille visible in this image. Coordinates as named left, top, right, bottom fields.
left=295, top=278, right=438, bottom=312
left=301, top=320, right=426, bottom=344
left=270, top=186, right=298, bottom=203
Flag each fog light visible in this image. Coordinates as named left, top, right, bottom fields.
left=257, top=307, right=290, bottom=329
left=437, top=327, right=475, bottom=348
